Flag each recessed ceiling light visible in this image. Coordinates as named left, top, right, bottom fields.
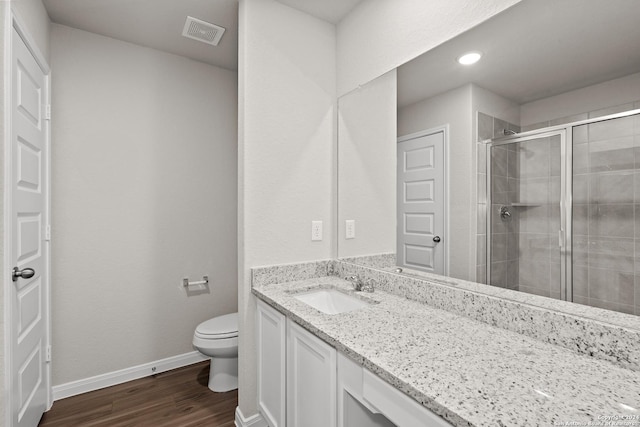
left=457, top=51, right=482, bottom=65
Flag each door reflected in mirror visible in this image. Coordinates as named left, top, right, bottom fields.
left=397, top=129, right=446, bottom=275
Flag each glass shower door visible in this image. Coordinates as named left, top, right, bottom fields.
left=487, top=131, right=567, bottom=300
left=572, top=113, right=639, bottom=314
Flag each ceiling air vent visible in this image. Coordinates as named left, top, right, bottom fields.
left=182, top=16, right=226, bottom=46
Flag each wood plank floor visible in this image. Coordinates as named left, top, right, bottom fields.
left=39, top=362, right=237, bottom=427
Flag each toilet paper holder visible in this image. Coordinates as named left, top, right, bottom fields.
left=183, top=276, right=209, bottom=287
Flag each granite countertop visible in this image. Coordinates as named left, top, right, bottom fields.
left=252, top=276, right=640, bottom=427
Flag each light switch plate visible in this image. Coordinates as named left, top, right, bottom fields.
left=345, top=220, right=355, bottom=239
left=311, top=221, right=323, bottom=241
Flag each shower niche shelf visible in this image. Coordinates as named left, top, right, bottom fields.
left=509, top=203, right=541, bottom=207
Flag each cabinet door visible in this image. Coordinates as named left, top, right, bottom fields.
left=287, top=320, right=337, bottom=427
left=257, top=300, right=286, bottom=427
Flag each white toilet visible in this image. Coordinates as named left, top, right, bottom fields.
left=192, top=312, right=238, bottom=392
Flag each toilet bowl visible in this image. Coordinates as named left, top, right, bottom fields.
left=193, top=312, right=238, bottom=392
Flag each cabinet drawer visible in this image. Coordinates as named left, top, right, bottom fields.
left=362, top=369, right=453, bottom=427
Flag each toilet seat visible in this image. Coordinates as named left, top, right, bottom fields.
left=195, top=312, right=238, bottom=340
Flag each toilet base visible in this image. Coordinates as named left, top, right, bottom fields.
left=208, top=356, right=238, bottom=392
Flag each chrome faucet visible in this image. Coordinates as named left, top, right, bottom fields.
left=361, top=278, right=375, bottom=293
left=347, top=276, right=375, bottom=292
left=347, top=275, right=362, bottom=290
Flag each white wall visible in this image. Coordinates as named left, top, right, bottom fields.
left=238, top=0, right=336, bottom=416
left=338, top=70, right=396, bottom=258
left=235, top=0, right=527, bottom=420
left=520, top=72, right=640, bottom=126
left=398, top=84, right=474, bottom=279
left=472, top=85, right=520, bottom=128
left=50, top=24, right=238, bottom=386
left=1, top=0, right=50, bottom=421
left=336, top=0, right=521, bottom=96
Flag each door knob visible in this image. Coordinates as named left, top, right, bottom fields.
left=12, top=267, right=35, bottom=282
left=433, top=236, right=441, bottom=243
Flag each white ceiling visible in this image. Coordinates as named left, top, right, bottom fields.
left=42, top=0, right=363, bottom=71
left=43, top=0, right=239, bottom=70
left=277, top=0, right=363, bottom=24
left=398, top=0, right=640, bottom=108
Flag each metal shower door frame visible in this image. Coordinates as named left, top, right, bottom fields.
left=485, top=128, right=572, bottom=301
left=484, top=108, right=640, bottom=304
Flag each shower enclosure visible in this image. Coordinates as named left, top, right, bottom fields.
left=486, top=109, right=640, bottom=316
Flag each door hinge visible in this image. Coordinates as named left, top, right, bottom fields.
left=44, top=104, right=51, bottom=121
left=45, top=225, right=51, bottom=241
left=46, top=345, right=52, bottom=363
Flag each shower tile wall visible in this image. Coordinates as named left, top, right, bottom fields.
left=489, top=144, right=521, bottom=290
left=476, top=112, right=520, bottom=286
left=514, top=135, right=562, bottom=298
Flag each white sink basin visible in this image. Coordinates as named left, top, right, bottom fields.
left=294, top=289, right=371, bottom=315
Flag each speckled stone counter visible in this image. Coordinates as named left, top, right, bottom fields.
left=253, top=276, right=640, bottom=427
left=252, top=259, right=640, bottom=372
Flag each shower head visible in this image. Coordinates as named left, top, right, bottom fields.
left=502, top=129, right=517, bottom=136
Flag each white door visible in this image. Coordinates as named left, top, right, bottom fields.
left=397, top=130, right=445, bottom=274
left=9, top=24, right=50, bottom=427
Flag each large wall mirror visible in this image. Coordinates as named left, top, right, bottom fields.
left=337, top=0, right=640, bottom=318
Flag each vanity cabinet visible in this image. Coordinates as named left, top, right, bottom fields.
left=257, top=300, right=452, bottom=427
left=257, top=300, right=336, bottom=427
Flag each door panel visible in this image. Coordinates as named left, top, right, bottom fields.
left=405, top=180, right=433, bottom=201
left=11, top=26, right=49, bottom=427
left=397, top=131, right=445, bottom=274
left=405, top=213, right=433, bottom=234
left=17, top=138, right=42, bottom=192
left=17, top=278, right=42, bottom=338
left=17, top=214, right=41, bottom=264
left=16, top=61, right=42, bottom=127
left=405, top=245, right=435, bottom=270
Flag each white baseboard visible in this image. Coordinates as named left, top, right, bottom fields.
left=52, top=351, right=208, bottom=401
left=235, top=407, right=268, bottom=427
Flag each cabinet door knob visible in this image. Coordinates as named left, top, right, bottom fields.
left=433, top=236, right=441, bottom=243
